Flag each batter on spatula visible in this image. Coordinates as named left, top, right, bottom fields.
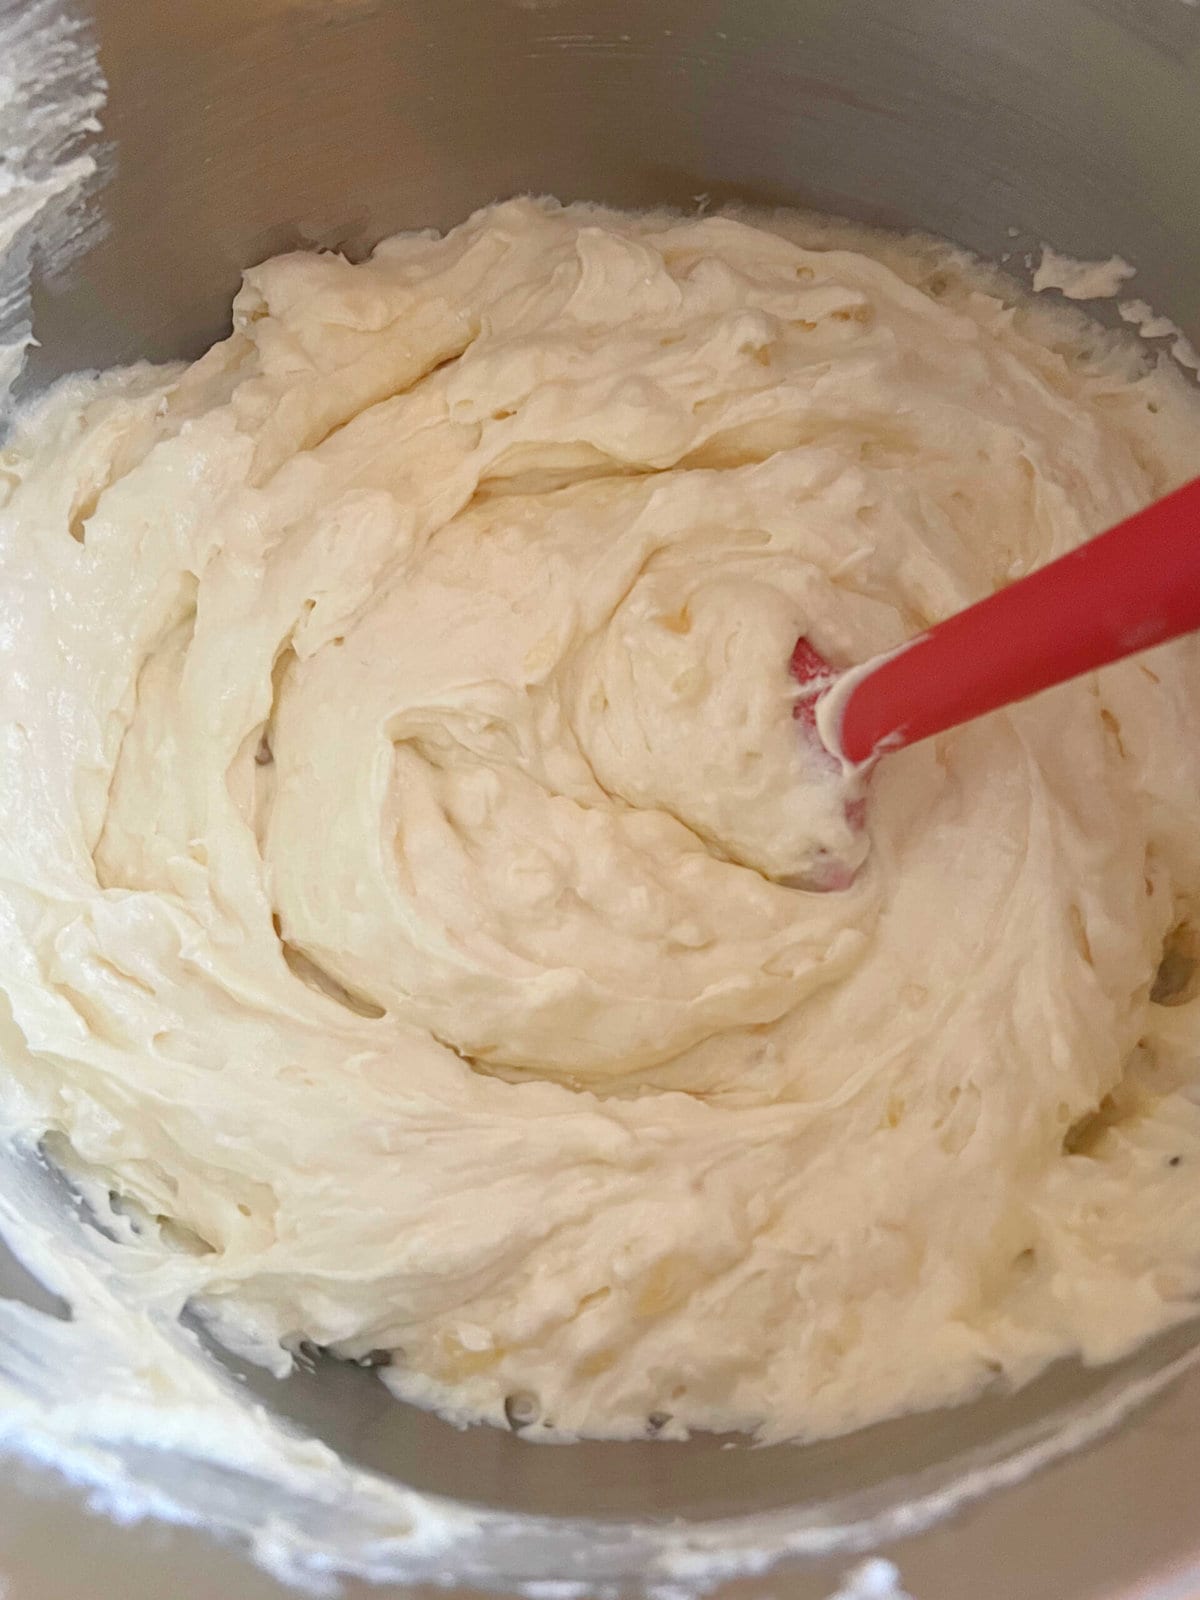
left=2, top=198, right=1200, bottom=1442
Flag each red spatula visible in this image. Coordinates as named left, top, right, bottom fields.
left=792, top=474, right=1200, bottom=870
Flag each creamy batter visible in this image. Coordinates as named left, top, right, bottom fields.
left=2, top=198, right=1200, bottom=1445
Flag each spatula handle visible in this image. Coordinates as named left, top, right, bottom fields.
left=837, top=475, right=1200, bottom=765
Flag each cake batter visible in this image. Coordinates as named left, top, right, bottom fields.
left=2, top=199, right=1200, bottom=1443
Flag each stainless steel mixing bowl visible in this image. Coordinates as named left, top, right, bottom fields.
left=4, top=1, right=1200, bottom=1596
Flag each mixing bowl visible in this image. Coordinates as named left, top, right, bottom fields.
left=3, top=1, right=1200, bottom=1597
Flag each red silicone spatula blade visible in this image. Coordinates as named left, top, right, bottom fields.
left=788, top=474, right=1200, bottom=890
left=829, top=474, right=1200, bottom=766
left=788, top=636, right=865, bottom=889
left=789, top=636, right=837, bottom=733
